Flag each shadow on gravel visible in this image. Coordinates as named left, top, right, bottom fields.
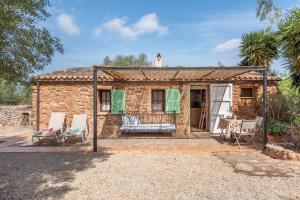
left=0, top=152, right=111, bottom=199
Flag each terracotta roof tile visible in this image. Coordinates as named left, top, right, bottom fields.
left=35, top=66, right=279, bottom=81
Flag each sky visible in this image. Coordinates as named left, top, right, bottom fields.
left=42, top=0, right=300, bottom=74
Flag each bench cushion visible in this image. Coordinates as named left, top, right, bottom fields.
left=119, top=123, right=176, bottom=133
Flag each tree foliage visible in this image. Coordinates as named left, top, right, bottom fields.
left=240, top=30, right=278, bottom=68
left=0, top=80, right=31, bottom=105
left=102, top=53, right=151, bottom=66
left=256, top=0, right=281, bottom=25
left=277, top=9, right=300, bottom=93
left=238, top=58, right=251, bottom=66
left=255, top=1, right=300, bottom=91
left=0, top=0, right=63, bottom=83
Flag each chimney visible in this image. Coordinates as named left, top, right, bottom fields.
left=154, top=53, right=163, bottom=67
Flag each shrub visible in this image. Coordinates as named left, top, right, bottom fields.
left=0, top=80, right=31, bottom=105
left=294, top=116, right=300, bottom=127
left=289, top=127, right=300, bottom=151
left=257, top=78, right=300, bottom=124
left=268, top=118, right=289, bottom=135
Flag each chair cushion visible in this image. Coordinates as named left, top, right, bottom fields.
left=130, top=116, right=141, bottom=125
left=122, top=115, right=131, bottom=125
left=119, top=123, right=176, bottom=132
left=42, top=127, right=53, bottom=131
left=32, top=131, right=53, bottom=137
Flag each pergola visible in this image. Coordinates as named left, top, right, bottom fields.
left=92, top=66, right=269, bottom=152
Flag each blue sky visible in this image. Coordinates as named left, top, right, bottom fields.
left=43, top=0, right=299, bottom=74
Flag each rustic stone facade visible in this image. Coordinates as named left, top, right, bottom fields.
left=232, top=82, right=278, bottom=118
left=32, top=80, right=277, bottom=138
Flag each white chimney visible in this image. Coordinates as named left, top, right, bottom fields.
left=154, top=53, right=163, bottom=67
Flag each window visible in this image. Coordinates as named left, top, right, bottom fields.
left=152, top=90, right=165, bottom=112
left=241, top=88, right=253, bottom=98
left=99, top=90, right=111, bottom=112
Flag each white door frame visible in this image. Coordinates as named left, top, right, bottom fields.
left=209, top=83, right=233, bottom=134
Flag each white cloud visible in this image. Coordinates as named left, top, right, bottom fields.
left=96, top=13, right=168, bottom=38
left=213, top=38, right=241, bottom=53
left=57, top=13, right=80, bottom=35
left=93, top=27, right=102, bottom=38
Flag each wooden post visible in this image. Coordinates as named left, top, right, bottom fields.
left=93, top=68, right=98, bottom=152
left=263, top=70, right=268, bottom=148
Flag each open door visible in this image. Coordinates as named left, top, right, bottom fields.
left=190, top=86, right=208, bottom=132
left=210, top=84, right=232, bottom=134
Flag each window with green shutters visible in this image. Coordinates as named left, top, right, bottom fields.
left=165, top=89, right=180, bottom=113
left=111, top=89, right=125, bottom=114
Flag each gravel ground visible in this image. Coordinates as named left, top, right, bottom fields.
left=0, top=151, right=300, bottom=200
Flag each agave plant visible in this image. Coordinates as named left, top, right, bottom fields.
left=240, top=30, right=279, bottom=68
left=277, top=8, right=300, bottom=92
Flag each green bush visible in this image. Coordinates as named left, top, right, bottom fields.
left=257, top=78, right=300, bottom=126
left=268, top=118, right=289, bottom=135
left=289, top=126, right=300, bottom=151
left=0, top=80, right=32, bottom=105
left=294, top=116, right=300, bottom=127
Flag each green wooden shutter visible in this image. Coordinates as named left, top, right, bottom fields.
left=165, top=89, right=180, bottom=113
left=111, top=89, right=125, bottom=114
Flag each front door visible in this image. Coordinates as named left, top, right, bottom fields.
left=210, top=84, right=232, bottom=134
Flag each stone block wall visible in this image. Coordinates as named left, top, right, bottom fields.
left=232, top=81, right=278, bottom=119
left=0, top=105, right=32, bottom=127
left=32, top=80, right=277, bottom=138
left=32, top=81, right=191, bottom=138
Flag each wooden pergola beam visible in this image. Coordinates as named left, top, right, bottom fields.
left=102, top=70, right=119, bottom=80
left=225, top=70, right=253, bottom=80
left=91, top=65, right=268, bottom=152
left=198, top=70, right=215, bottom=79
left=140, top=70, right=149, bottom=80
left=172, top=70, right=180, bottom=80
left=94, top=66, right=266, bottom=71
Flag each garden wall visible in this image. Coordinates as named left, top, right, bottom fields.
left=0, top=105, right=32, bottom=127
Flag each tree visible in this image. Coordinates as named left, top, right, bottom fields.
left=255, top=1, right=300, bottom=91
left=0, top=80, right=31, bottom=105
left=277, top=9, right=300, bottom=92
left=238, top=58, right=251, bottom=66
left=136, top=53, right=150, bottom=66
left=102, top=53, right=151, bottom=66
left=239, top=30, right=278, bottom=68
left=103, top=56, right=112, bottom=65
left=256, top=0, right=281, bottom=26
left=0, top=0, right=63, bottom=83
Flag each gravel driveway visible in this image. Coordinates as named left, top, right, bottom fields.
left=0, top=151, right=299, bottom=200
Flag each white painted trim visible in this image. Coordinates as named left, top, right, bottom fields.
left=209, top=83, right=233, bottom=134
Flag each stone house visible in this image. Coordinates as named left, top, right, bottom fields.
left=32, top=64, right=278, bottom=139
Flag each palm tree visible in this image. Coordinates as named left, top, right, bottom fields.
left=240, top=30, right=278, bottom=68
left=277, top=8, right=300, bottom=92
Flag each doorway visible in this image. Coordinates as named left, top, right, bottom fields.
left=190, top=86, right=208, bottom=132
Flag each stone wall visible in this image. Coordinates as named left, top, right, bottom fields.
left=0, top=105, right=32, bottom=127
left=32, top=81, right=277, bottom=138
left=264, top=144, right=300, bottom=161
left=232, top=81, right=277, bottom=119
left=32, top=82, right=191, bottom=138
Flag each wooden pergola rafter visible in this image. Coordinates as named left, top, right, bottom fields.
left=89, top=66, right=269, bottom=152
